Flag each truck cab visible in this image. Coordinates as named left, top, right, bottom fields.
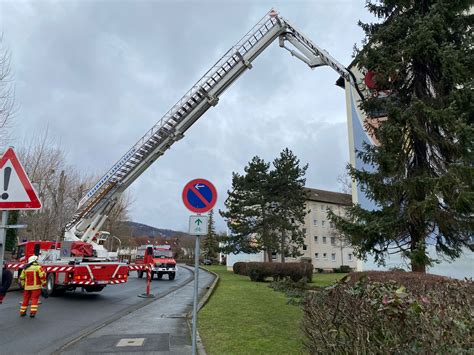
left=136, top=244, right=177, bottom=280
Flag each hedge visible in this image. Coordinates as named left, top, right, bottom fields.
left=303, top=272, right=473, bottom=353
left=232, top=262, right=248, bottom=276
left=233, top=262, right=312, bottom=282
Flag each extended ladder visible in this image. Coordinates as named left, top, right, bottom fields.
left=65, top=10, right=363, bottom=236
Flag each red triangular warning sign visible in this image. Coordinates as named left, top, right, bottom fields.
left=0, top=148, right=42, bottom=209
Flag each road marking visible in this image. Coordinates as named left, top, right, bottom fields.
left=116, top=338, right=145, bottom=347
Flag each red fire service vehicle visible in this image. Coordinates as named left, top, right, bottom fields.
left=135, top=245, right=176, bottom=280
left=6, top=239, right=129, bottom=295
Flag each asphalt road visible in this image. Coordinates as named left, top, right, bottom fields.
left=0, top=266, right=193, bottom=355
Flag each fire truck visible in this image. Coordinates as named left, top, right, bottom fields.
left=6, top=238, right=129, bottom=295
left=135, top=245, right=177, bottom=280
left=6, top=9, right=365, bottom=294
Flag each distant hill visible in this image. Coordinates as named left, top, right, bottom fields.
left=122, top=221, right=189, bottom=238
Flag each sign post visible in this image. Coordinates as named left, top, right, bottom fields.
left=0, top=148, right=42, bottom=285
left=182, top=178, right=217, bottom=355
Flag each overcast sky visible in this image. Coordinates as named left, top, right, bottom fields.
left=1, top=0, right=373, bottom=232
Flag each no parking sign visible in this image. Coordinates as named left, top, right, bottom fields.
left=182, top=178, right=217, bottom=214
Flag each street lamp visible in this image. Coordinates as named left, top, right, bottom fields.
left=110, top=235, right=122, bottom=252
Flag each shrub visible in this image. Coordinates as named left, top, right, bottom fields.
left=333, top=265, right=352, bottom=273
left=316, top=268, right=324, bottom=273
left=269, top=278, right=308, bottom=305
left=302, top=273, right=473, bottom=354
left=232, top=262, right=248, bottom=275
left=244, top=262, right=313, bottom=283
left=247, top=262, right=271, bottom=282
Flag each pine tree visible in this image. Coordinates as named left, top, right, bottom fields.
left=271, top=148, right=308, bottom=262
left=329, top=0, right=473, bottom=272
left=202, top=209, right=219, bottom=260
left=220, top=156, right=279, bottom=261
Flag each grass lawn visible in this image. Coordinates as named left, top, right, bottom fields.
left=310, top=273, right=347, bottom=288
left=199, top=265, right=304, bottom=355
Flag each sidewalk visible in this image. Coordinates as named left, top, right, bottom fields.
left=60, top=266, right=215, bottom=355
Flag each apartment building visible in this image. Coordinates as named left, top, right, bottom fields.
left=298, top=187, right=360, bottom=271
left=226, top=187, right=362, bottom=271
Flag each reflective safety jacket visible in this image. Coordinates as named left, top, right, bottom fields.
left=20, top=262, right=46, bottom=291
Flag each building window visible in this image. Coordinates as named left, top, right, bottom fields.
left=314, top=253, right=319, bottom=260
left=348, top=253, right=353, bottom=261
left=303, top=244, right=307, bottom=251
left=321, top=204, right=324, bottom=211
left=330, top=237, right=336, bottom=245
left=322, top=236, right=327, bottom=244
left=272, top=252, right=277, bottom=260
left=291, top=218, right=295, bottom=223
left=322, top=220, right=325, bottom=227
left=331, top=253, right=336, bottom=262
left=330, top=222, right=335, bottom=228
left=302, top=228, right=307, bottom=234
left=313, top=219, right=318, bottom=226
left=314, top=236, right=318, bottom=243
left=323, top=253, right=327, bottom=260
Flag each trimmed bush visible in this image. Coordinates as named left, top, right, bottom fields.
left=333, top=265, right=352, bottom=273
left=303, top=272, right=473, bottom=353
left=241, top=262, right=313, bottom=282
left=232, top=262, right=248, bottom=276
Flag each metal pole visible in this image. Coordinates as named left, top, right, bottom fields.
left=192, top=234, right=200, bottom=355
left=0, top=210, right=9, bottom=285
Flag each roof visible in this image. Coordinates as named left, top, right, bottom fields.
left=304, top=187, right=352, bottom=206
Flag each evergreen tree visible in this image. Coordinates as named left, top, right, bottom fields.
left=271, top=148, right=308, bottom=262
left=329, top=0, right=473, bottom=272
left=220, top=156, right=279, bottom=261
left=202, top=209, right=219, bottom=259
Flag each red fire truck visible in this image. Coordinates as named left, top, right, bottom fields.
left=135, top=245, right=176, bottom=280
left=6, top=239, right=129, bottom=295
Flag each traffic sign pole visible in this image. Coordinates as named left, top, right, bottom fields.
left=192, top=231, right=200, bottom=355
left=182, top=178, right=217, bottom=355
left=0, top=210, right=9, bottom=285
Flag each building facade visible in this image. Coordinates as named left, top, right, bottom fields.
left=226, top=187, right=362, bottom=271
left=297, top=188, right=361, bottom=271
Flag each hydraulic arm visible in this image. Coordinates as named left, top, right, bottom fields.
left=64, top=10, right=364, bottom=244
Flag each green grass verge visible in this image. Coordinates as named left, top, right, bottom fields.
left=310, top=273, right=347, bottom=288
left=199, top=265, right=304, bottom=355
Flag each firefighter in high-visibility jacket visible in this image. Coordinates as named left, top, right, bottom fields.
left=19, top=255, right=46, bottom=318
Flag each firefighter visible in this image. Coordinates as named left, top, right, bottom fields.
left=0, top=263, right=13, bottom=304
left=19, top=255, right=46, bottom=318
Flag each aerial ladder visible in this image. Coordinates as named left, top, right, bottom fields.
left=63, top=9, right=365, bottom=258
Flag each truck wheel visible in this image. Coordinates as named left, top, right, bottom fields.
left=46, top=273, right=65, bottom=296
left=46, top=273, right=55, bottom=296
left=138, top=270, right=143, bottom=278
left=169, top=273, right=175, bottom=281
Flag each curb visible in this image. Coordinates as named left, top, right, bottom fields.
left=53, top=264, right=195, bottom=355
left=186, top=266, right=220, bottom=355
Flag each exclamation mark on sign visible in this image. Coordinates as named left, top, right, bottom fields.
left=2, top=167, right=11, bottom=200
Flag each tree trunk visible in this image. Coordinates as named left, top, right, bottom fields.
left=410, top=232, right=427, bottom=273
left=266, top=249, right=273, bottom=263
left=280, top=233, right=285, bottom=263
left=411, top=263, right=426, bottom=273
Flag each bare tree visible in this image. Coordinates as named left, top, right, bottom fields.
left=17, top=130, right=93, bottom=240
left=0, top=36, right=15, bottom=148
left=337, top=173, right=352, bottom=194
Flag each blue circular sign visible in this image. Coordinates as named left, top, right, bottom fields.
left=182, top=178, right=217, bottom=213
